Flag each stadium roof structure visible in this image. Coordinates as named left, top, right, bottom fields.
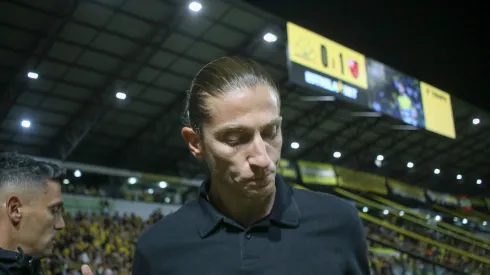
left=0, top=0, right=489, bottom=195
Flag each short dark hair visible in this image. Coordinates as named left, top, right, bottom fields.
left=0, top=152, right=66, bottom=191
left=182, top=56, right=279, bottom=134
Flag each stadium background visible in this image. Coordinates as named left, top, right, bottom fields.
left=0, top=0, right=489, bottom=274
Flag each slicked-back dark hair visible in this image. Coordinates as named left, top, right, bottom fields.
left=182, top=56, right=279, bottom=135
left=0, top=152, right=66, bottom=191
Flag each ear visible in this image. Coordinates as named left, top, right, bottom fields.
left=181, top=127, right=203, bottom=158
left=6, top=195, right=22, bottom=223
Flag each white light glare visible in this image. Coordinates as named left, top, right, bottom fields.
left=435, top=215, right=441, bottom=221
left=147, top=188, right=154, bottom=194
left=63, top=179, right=70, bottom=185
left=456, top=174, right=462, bottom=180
left=188, top=1, right=202, bottom=12
left=333, top=151, right=341, bottom=158
left=263, top=32, right=277, bottom=42
left=21, top=120, right=31, bottom=128
left=382, top=209, right=389, bottom=215
left=116, top=92, right=126, bottom=100
left=376, top=155, right=384, bottom=161
left=434, top=168, right=440, bottom=175
left=399, top=211, right=404, bottom=217
left=362, top=207, right=368, bottom=213
left=462, top=218, right=468, bottom=224
left=290, top=142, right=299, bottom=149
left=74, top=170, right=82, bottom=178
left=477, top=179, right=482, bottom=185
left=483, top=221, right=487, bottom=226
left=472, top=118, right=480, bottom=125
left=164, top=197, right=171, bottom=203
left=128, top=177, right=137, bottom=184
left=407, top=162, right=414, bottom=168
left=27, top=72, right=38, bottom=79
left=159, top=181, right=168, bottom=188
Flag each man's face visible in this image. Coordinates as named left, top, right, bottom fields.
left=16, top=179, right=65, bottom=257
left=197, top=84, right=282, bottom=198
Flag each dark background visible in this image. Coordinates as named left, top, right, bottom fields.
left=244, top=0, right=489, bottom=111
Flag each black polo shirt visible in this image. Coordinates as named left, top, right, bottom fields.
left=132, top=175, right=370, bottom=275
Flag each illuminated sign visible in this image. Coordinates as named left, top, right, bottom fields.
left=287, top=22, right=368, bottom=89
left=286, top=21, right=456, bottom=139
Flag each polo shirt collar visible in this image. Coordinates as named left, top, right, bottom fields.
left=197, top=174, right=300, bottom=238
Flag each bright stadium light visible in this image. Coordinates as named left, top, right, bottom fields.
left=462, top=218, right=468, bottom=224
left=434, top=168, right=440, bottom=175
left=435, top=215, right=441, bottom=221
left=27, top=72, right=38, bottom=79
left=147, top=188, right=154, bottom=194
left=456, top=174, right=462, bottom=180
left=159, top=181, right=168, bottom=188
left=362, top=207, right=368, bottom=213
left=128, top=177, right=137, bottom=184
left=472, top=118, right=480, bottom=125
left=483, top=221, right=488, bottom=226
left=20, top=120, right=31, bottom=128
left=290, top=142, right=299, bottom=149
left=333, top=151, right=341, bottom=158
left=188, top=1, right=202, bottom=12
left=74, top=170, right=82, bottom=178
left=399, top=211, right=404, bottom=217
left=382, top=209, right=389, bottom=215
left=476, top=179, right=482, bottom=185
left=263, top=32, right=277, bottom=42
left=63, top=179, right=70, bottom=185
left=407, top=162, right=414, bottom=168
left=116, top=92, right=126, bottom=100
left=376, top=155, right=384, bottom=161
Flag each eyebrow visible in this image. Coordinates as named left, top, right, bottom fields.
left=48, top=201, right=64, bottom=208
left=214, top=117, right=283, bottom=134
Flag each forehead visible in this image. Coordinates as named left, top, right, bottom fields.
left=205, top=84, right=280, bottom=128
left=42, top=179, right=63, bottom=204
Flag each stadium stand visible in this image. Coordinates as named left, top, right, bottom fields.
left=47, top=179, right=488, bottom=275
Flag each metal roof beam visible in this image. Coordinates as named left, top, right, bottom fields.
left=0, top=0, right=77, bottom=128
left=44, top=0, right=189, bottom=160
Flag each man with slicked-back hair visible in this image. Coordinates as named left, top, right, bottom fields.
left=132, top=56, right=370, bottom=275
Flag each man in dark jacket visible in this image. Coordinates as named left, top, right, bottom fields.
left=0, top=153, right=66, bottom=275
left=132, top=57, right=370, bottom=274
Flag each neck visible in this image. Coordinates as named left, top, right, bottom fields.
left=0, top=225, right=16, bottom=252
left=208, top=182, right=276, bottom=227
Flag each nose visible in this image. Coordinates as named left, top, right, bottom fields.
left=247, top=134, right=272, bottom=169
left=55, top=216, right=66, bottom=230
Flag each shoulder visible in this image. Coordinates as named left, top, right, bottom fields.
left=292, top=187, right=359, bottom=227
left=135, top=200, right=200, bottom=254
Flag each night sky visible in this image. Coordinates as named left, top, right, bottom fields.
left=244, top=0, right=489, bottom=111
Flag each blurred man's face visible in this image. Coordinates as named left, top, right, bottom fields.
left=15, top=179, right=65, bottom=257
left=184, top=84, right=282, bottom=199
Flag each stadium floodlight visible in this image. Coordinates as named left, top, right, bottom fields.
left=462, top=218, right=468, bottom=224
left=263, top=32, right=277, bottom=43
left=188, top=1, right=202, bottom=12
left=434, top=168, right=440, bottom=175
left=362, top=207, right=368, bottom=213
left=376, top=155, right=384, bottom=161
left=20, top=120, right=31, bottom=128
left=63, top=179, right=70, bottom=185
left=476, top=179, right=482, bottom=185
left=128, top=177, right=137, bottom=184
left=456, top=174, right=462, bottom=180
left=74, top=170, right=82, bottom=178
left=116, top=92, right=126, bottom=100
left=435, top=215, right=441, bottom=221
left=472, top=118, right=480, bottom=125
left=290, top=142, right=299, bottom=149
left=407, top=161, right=414, bottom=168
left=399, top=211, right=404, bottom=216
left=382, top=209, right=389, bottom=215
left=159, top=181, right=168, bottom=188
left=333, top=151, right=341, bottom=158
left=483, top=221, right=487, bottom=226
left=147, top=188, right=154, bottom=194
left=27, top=72, right=38, bottom=79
